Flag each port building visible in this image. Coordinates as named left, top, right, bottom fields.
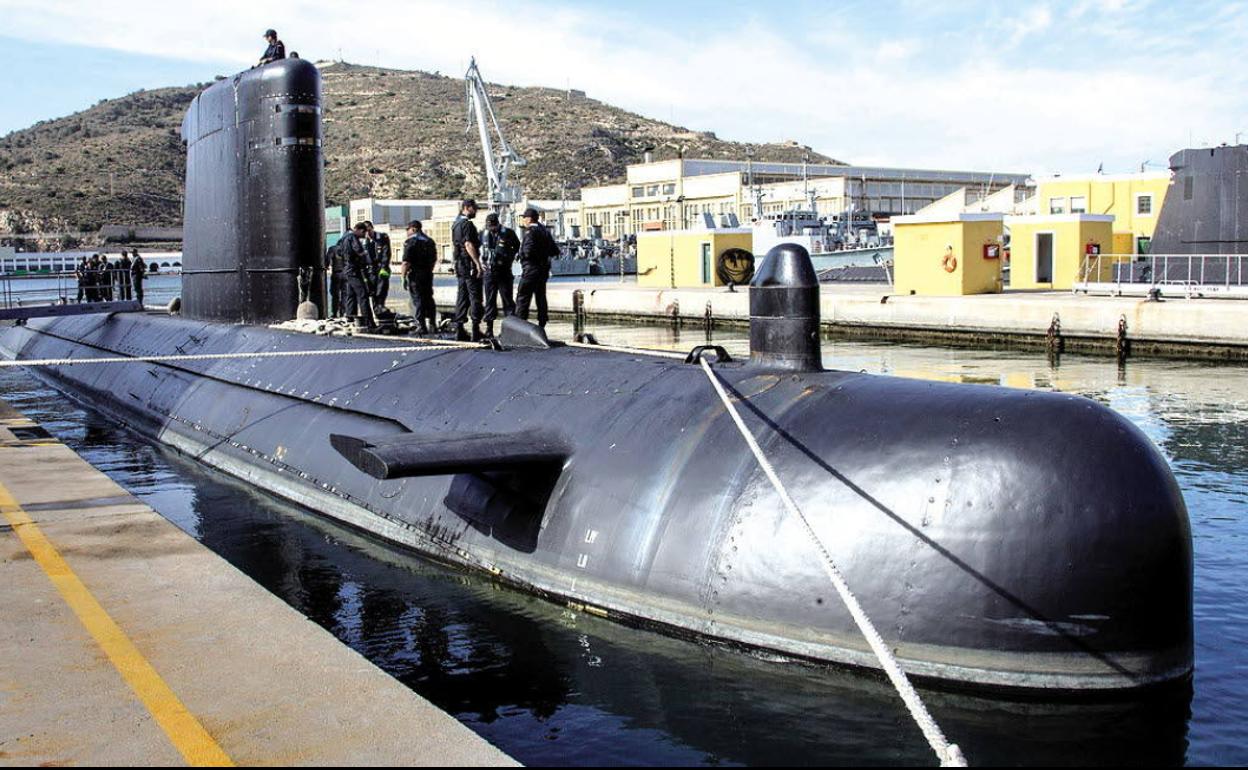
left=578, top=158, right=1030, bottom=239
left=1031, top=171, right=1171, bottom=255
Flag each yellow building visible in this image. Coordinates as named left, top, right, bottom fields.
left=1006, top=214, right=1115, bottom=290
left=636, top=229, right=754, bottom=288
left=1033, top=171, right=1170, bottom=255
left=892, top=213, right=1004, bottom=296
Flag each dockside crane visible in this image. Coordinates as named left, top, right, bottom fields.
left=464, top=57, right=526, bottom=225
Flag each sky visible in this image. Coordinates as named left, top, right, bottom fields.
left=0, top=0, right=1245, bottom=177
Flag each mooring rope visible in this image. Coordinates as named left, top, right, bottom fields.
left=697, top=356, right=967, bottom=768
left=565, top=340, right=688, bottom=360
left=0, top=341, right=476, bottom=368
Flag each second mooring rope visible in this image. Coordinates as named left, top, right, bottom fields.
left=697, top=357, right=967, bottom=768
left=0, top=341, right=476, bottom=368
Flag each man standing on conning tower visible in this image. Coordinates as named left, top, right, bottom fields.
left=258, top=29, right=286, bottom=66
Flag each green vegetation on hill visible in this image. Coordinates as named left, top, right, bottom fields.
left=0, top=61, right=839, bottom=246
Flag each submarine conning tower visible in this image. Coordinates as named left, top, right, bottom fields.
left=180, top=59, right=326, bottom=324
left=748, top=244, right=822, bottom=371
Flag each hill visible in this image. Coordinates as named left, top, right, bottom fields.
left=0, top=61, right=840, bottom=246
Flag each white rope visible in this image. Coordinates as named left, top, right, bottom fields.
left=565, top=340, right=687, bottom=360
left=0, top=342, right=474, bottom=368
left=697, top=357, right=967, bottom=768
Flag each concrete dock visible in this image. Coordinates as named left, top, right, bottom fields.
left=0, top=400, right=515, bottom=766
left=431, top=281, right=1248, bottom=359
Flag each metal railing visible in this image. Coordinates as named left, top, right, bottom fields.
left=1074, top=253, right=1248, bottom=298
left=0, top=271, right=77, bottom=309
left=0, top=269, right=141, bottom=309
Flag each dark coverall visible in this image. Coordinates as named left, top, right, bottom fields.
left=402, top=233, right=437, bottom=330
left=98, top=260, right=114, bottom=301
left=84, top=260, right=99, bottom=302
left=516, top=222, right=557, bottom=327
left=482, top=226, right=520, bottom=326
left=117, top=256, right=133, bottom=300
left=451, top=215, right=483, bottom=329
left=372, top=231, right=392, bottom=308
left=336, top=232, right=375, bottom=327
left=325, top=245, right=343, bottom=317
left=75, top=260, right=87, bottom=303
left=131, top=258, right=145, bottom=305
left=260, top=40, right=285, bottom=65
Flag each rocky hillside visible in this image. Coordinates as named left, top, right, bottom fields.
left=0, top=61, right=839, bottom=246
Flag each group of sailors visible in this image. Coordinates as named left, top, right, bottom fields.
left=327, top=220, right=397, bottom=330
left=328, top=201, right=557, bottom=341
left=450, top=200, right=557, bottom=341
left=74, top=251, right=147, bottom=304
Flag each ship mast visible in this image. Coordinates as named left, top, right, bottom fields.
left=464, top=57, right=526, bottom=225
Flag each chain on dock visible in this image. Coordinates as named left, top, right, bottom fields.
left=697, top=356, right=967, bottom=768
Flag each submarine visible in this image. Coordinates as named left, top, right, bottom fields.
left=0, top=59, right=1192, bottom=694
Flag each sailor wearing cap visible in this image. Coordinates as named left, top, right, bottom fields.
left=516, top=207, right=558, bottom=329
left=259, top=29, right=286, bottom=66
left=480, top=212, right=520, bottom=337
left=451, top=199, right=485, bottom=341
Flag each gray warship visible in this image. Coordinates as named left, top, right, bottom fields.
left=0, top=59, right=1192, bottom=693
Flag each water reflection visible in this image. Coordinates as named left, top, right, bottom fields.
left=3, top=325, right=1245, bottom=764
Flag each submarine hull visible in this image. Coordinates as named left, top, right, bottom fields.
left=0, top=312, right=1192, bottom=692
left=3, top=55, right=1191, bottom=694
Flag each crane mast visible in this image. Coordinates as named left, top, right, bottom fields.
left=464, top=57, right=525, bottom=225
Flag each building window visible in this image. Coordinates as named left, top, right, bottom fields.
left=646, top=185, right=659, bottom=197
left=631, top=186, right=644, bottom=197
left=1070, top=196, right=1087, bottom=214
left=662, top=183, right=676, bottom=195
left=1049, top=197, right=1066, bottom=215
left=1136, top=194, right=1153, bottom=215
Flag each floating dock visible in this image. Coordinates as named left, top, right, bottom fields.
left=0, top=399, right=515, bottom=767
left=431, top=282, right=1248, bottom=359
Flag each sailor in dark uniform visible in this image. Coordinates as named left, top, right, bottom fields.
left=451, top=199, right=485, bottom=341
left=258, top=29, right=286, bottom=66
left=480, top=212, right=520, bottom=337
left=516, top=207, right=557, bottom=328
left=401, top=220, right=438, bottom=334
left=336, top=223, right=375, bottom=329
left=368, top=223, right=392, bottom=310
left=325, top=243, right=343, bottom=317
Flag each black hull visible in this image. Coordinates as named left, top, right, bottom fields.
left=0, top=312, right=1193, bottom=692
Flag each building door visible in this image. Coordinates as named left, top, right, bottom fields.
left=1036, top=232, right=1054, bottom=284
left=701, top=243, right=712, bottom=284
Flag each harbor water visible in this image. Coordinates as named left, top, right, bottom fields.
left=1, top=288, right=1245, bottom=764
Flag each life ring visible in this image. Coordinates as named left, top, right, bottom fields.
left=942, top=248, right=957, bottom=273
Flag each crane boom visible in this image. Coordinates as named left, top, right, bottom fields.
left=464, top=57, right=526, bottom=224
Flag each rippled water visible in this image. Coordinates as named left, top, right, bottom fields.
left=2, top=319, right=1244, bottom=766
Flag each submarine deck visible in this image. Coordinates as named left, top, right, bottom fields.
left=0, top=398, right=515, bottom=767
left=431, top=280, right=1248, bottom=360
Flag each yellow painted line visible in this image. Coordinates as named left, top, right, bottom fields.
left=0, top=480, right=234, bottom=766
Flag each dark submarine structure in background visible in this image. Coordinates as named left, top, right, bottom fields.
left=0, top=59, right=1193, bottom=693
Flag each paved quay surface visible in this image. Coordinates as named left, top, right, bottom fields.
left=0, top=399, right=516, bottom=767
left=429, top=280, right=1248, bottom=356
